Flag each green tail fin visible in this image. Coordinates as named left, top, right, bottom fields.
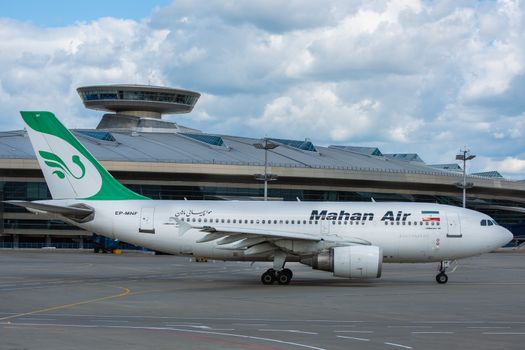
left=21, top=111, right=148, bottom=200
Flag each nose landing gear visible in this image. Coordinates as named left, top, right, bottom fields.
left=436, top=272, right=448, bottom=284
left=436, top=260, right=456, bottom=284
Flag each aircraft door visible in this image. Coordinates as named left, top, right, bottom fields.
left=321, top=220, right=330, bottom=235
left=446, top=213, right=462, bottom=238
left=139, top=207, right=156, bottom=234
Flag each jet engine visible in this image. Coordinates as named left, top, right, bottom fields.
left=302, top=245, right=383, bottom=279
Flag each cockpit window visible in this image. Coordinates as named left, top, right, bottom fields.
left=481, top=219, right=498, bottom=226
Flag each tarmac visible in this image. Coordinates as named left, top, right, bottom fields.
left=0, top=249, right=524, bottom=350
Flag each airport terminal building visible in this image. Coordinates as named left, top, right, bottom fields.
left=1, top=84, right=524, bottom=248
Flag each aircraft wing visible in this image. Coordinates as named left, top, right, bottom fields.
left=199, top=225, right=321, bottom=241
left=174, top=217, right=371, bottom=250
left=5, top=200, right=94, bottom=222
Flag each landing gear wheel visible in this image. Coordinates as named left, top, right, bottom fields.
left=435, top=260, right=455, bottom=284
left=261, top=269, right=276, bottom=285
left=277, top=269, right=293, bottom=285
left=436, top=272, right=448, bottom=284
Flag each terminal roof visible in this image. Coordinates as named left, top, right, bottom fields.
left=0, top=128, right=494, bottom=179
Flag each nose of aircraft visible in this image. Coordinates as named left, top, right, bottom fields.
left=497, top=227, right=514, bottom=247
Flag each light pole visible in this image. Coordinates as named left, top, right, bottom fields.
left=253, top=138, right=279, bottom=201
left=455, top=148, right=476, bottom=208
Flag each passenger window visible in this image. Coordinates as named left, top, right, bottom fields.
left=262, top=220, right=265, bottom=224
left=291, top=220, right=295, bottom=224
left=227, top=219, right=230, bottom=223
left=233, top=219, right=236, bottom=224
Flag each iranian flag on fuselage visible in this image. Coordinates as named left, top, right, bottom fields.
left=421, top=210, right=440, bottom=222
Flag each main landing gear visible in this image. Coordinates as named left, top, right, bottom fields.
left=436, top=260, right=454, bottom=284
left=261, top=251, right=293, bottom=285
left=261, top=268, right=293, bottom=285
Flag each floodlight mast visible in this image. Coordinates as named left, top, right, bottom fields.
left=253, top=138, right=279, bottom=201
left=455, top=148, right=476, bottom=208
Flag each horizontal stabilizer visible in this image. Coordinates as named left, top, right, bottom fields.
left=5, top=200, right=94, bottom=222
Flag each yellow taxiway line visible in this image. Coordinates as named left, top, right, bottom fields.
left=0, top=286, right=131, bottom=322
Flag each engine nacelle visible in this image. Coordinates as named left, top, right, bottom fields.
left=304, top=246, right=383, bottom=279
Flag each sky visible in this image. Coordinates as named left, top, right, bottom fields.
left=1, top=0, right=525, bottom=178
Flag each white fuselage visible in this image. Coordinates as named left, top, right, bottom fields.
left=46, top=200, right=513, bottom=263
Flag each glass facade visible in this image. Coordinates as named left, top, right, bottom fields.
left=76, top=130, right=116, bottom=142
left=270, top=138, right=317, bottom=152
left=179, top=133, right=226, bottom=147
left=79, top=89, right=199, bottom=107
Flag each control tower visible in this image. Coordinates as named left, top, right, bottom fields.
left=77, top=84, right=201, bottom=130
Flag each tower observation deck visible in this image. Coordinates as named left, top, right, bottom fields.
left=77, top=84, right=201, bottom=130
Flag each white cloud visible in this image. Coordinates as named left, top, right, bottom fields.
left=0, top=0, right=525, bottom=179
left=179, top=47, right=207, bottom=64
left=248, top=84, right=379, bottom=141
left=484, top=156, right=525, bottom=175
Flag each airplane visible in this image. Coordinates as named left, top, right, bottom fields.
left=7, top=111, right=513, bottom=285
